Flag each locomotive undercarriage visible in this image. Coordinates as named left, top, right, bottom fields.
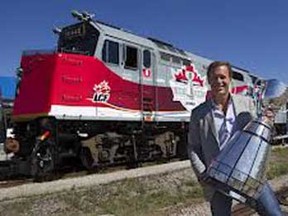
left=72, top=120, right=187, bottom=170
left=80, top=129, right=181, bottom=169
left=4, top=117, right=188, bottom=179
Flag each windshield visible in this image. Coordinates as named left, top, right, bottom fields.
left=57, top=22, right=100, bottom=56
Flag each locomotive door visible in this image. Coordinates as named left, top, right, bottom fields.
left=141, top=49, right=156, bottom=122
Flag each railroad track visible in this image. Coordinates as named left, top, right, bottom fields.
left=232, top=187, right=288, bottom=215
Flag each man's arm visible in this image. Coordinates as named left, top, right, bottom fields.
left=187, top=110, right=206, bottom=179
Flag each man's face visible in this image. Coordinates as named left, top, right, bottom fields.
left=208, top=65, right=231, bottom=97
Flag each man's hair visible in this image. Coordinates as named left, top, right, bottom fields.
left=207, top=61, right=232, bottom=79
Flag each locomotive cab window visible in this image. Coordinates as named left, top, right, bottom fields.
left=182, top=59, right=191, bottom=66
left=172, top=56, right=181, bottom=64
left=250, top=75, right=258, bottom=84
left=232, top=71, right=244, bottom=81
left=102, top=40, right=120, bottom=65
left=57, top=22, right=99, bottom=56
left=124, top=45, right=138, bottom=70
left=143, top=50, right=151, bottom=68
left=160, top=52, right=171, bottom=62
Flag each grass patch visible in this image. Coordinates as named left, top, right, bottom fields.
left=0, top=172, right=204, bottom=216
left=267, top=163, right=288, bottom=179
left=267, top=147, right=288, bottom=179
left=96, top=147, right=288, bottom=215
left=96, top=178, right=203, bottom=216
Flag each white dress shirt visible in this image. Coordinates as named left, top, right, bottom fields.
left=211, top=97, right=236, bottom=149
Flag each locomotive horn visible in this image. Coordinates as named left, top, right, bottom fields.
left=206, top=79, right=287, bottom=203
left=71, top=10, right=83, bottom=21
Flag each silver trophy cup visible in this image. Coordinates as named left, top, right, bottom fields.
left=206, top=79, right=287, bottom=203
left=207, top=116, right=273, bottom=201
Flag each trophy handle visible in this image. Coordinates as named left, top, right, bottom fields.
left=254, top=79, right=287, bottom=117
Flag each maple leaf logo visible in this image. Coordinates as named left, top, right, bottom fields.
left=174, top=64, right=204, bottom=86
left=93, top=81, right=111, bottom=95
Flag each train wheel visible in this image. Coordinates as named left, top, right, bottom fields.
left=79, top=146, right=95, bottom=170
left=31, top=140, right=55, bottom=181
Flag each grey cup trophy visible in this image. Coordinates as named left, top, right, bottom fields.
left=206, top=79, right=287, bottom=204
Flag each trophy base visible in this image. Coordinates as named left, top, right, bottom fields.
left=207, top=177, right=260, bottom=209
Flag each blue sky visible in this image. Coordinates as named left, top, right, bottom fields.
left=1, top=0, right=287, bottom=83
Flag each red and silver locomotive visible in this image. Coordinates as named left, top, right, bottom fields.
left=5, top=11, right=256, bottom=178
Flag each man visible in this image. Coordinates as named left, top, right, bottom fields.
left=188, top=61, right=283, bottom=215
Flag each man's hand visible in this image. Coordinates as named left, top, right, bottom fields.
left=264, top=107, right=275, bottom=122
left=198, top=171, right=210, bottom=185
